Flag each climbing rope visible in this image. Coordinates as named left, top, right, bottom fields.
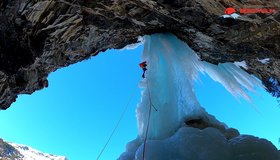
left=142, top=79, right=155, bottom=160
left=96, top=76, right=157, bottom=160
left=96, top=89, right=137, bottom=160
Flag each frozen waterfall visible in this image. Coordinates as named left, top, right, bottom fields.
left=119, top=33, right=279, bottom=160
left=137, top=33, right=262, bottom=140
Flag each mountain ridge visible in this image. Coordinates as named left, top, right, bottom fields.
left=0, top=139, right=67, bottom=160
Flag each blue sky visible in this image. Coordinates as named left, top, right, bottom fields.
left=0, top=45, right=279, bottom=160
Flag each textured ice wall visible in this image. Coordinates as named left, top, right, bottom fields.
left=119, top=126, right=279, bottom=160
left=118, top=33, right=279, bottom=160
left=137, top=33, right=263, bottom=140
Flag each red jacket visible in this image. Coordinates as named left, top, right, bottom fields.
left=139, top=61, right=147, bottom=69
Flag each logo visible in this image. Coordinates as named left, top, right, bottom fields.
left=222, top=7, right=277, bottom=19
left=224, top=7, right=237, bottom=15
left=239, top=8, right=277, bottom=14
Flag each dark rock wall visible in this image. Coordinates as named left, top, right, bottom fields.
left=0, top=0, right=279, bottom=109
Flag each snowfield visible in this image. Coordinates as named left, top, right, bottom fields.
left=9, top=143, right=66, bottom=160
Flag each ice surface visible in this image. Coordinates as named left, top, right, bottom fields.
left=121, top=36, right=145, bottom=50
left=233, top=61, right=248, bottom=70
left=135, top=127, right=231, bottom=160
left=120, top=126, right=279, bottom=160
left=118, top=33, right=277, bottom=160
left=137, top=33, right=263, bottom=140
left=119, top=137, right=142, bottom=160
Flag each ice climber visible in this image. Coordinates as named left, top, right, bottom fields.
left=139, top=61, right=147, bottom=78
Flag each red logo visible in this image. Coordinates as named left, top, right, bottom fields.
left=224, top=7, right=237, bottom=15
left=240, top=8, right=277, bottom=14
left=224, top=7, right=277, bottom=15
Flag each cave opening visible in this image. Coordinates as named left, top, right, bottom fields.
left=0, top=34, right=279, bottom=160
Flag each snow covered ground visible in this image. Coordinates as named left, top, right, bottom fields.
left=118, top=33, right=280, bottom=160
left=9, top=142, right=66, bottom=160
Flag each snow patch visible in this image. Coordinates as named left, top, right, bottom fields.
left=258, top=58, right=270, bottom=64
left=9, top=143, right=66, bottom=160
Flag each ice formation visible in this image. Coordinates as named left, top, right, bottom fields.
left=121, top=36, right=145, bottom=50
left=137, top=33, right=263, bottom=139
left=119, top=33, right=279, bottom=160
left=233, top=61, right=248, bottom=70
left=120, top=128, right=278, bottom=160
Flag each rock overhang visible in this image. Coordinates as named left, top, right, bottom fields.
left=0, top=0, right=279, bottom=109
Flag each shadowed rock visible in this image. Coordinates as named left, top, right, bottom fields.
left=0, top=0, right=279, bottom=109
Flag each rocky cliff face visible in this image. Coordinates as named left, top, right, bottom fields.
left=0, top=0, right=279, bottom=109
